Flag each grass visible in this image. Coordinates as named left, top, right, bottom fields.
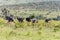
left=0, top=18, right=60, bottom=40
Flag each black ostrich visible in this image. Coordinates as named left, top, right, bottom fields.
left=26, top=17, right=31, bottom=22
left=5, top=16, right=14, bottom=22
left=26, top=15, right=35, bottom=22
left=17, top=17, right=24, bottom=23
left=5, top=16, right=20, bottom=29
left=45, top=19, right=51, bottom=23
left=31, top=19, right=38, bottom=23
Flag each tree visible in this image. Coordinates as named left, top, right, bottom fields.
left=1, top=8, right=9, bottom=17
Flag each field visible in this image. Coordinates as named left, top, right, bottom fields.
left=0, top=17, right=60, bottom=40
left=1, top=1, right=60, bottom=40
left=0, top=9, right=60, bottom=40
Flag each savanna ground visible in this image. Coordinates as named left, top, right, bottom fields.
left=0, top=9, right=60, bottom=40
left=0, top=17, right=60, bottom=40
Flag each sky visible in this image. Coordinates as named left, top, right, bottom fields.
left=0, top=0, right=60, bottom=5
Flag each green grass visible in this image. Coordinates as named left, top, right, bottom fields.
left=0, top=18, right=60, bottom=40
